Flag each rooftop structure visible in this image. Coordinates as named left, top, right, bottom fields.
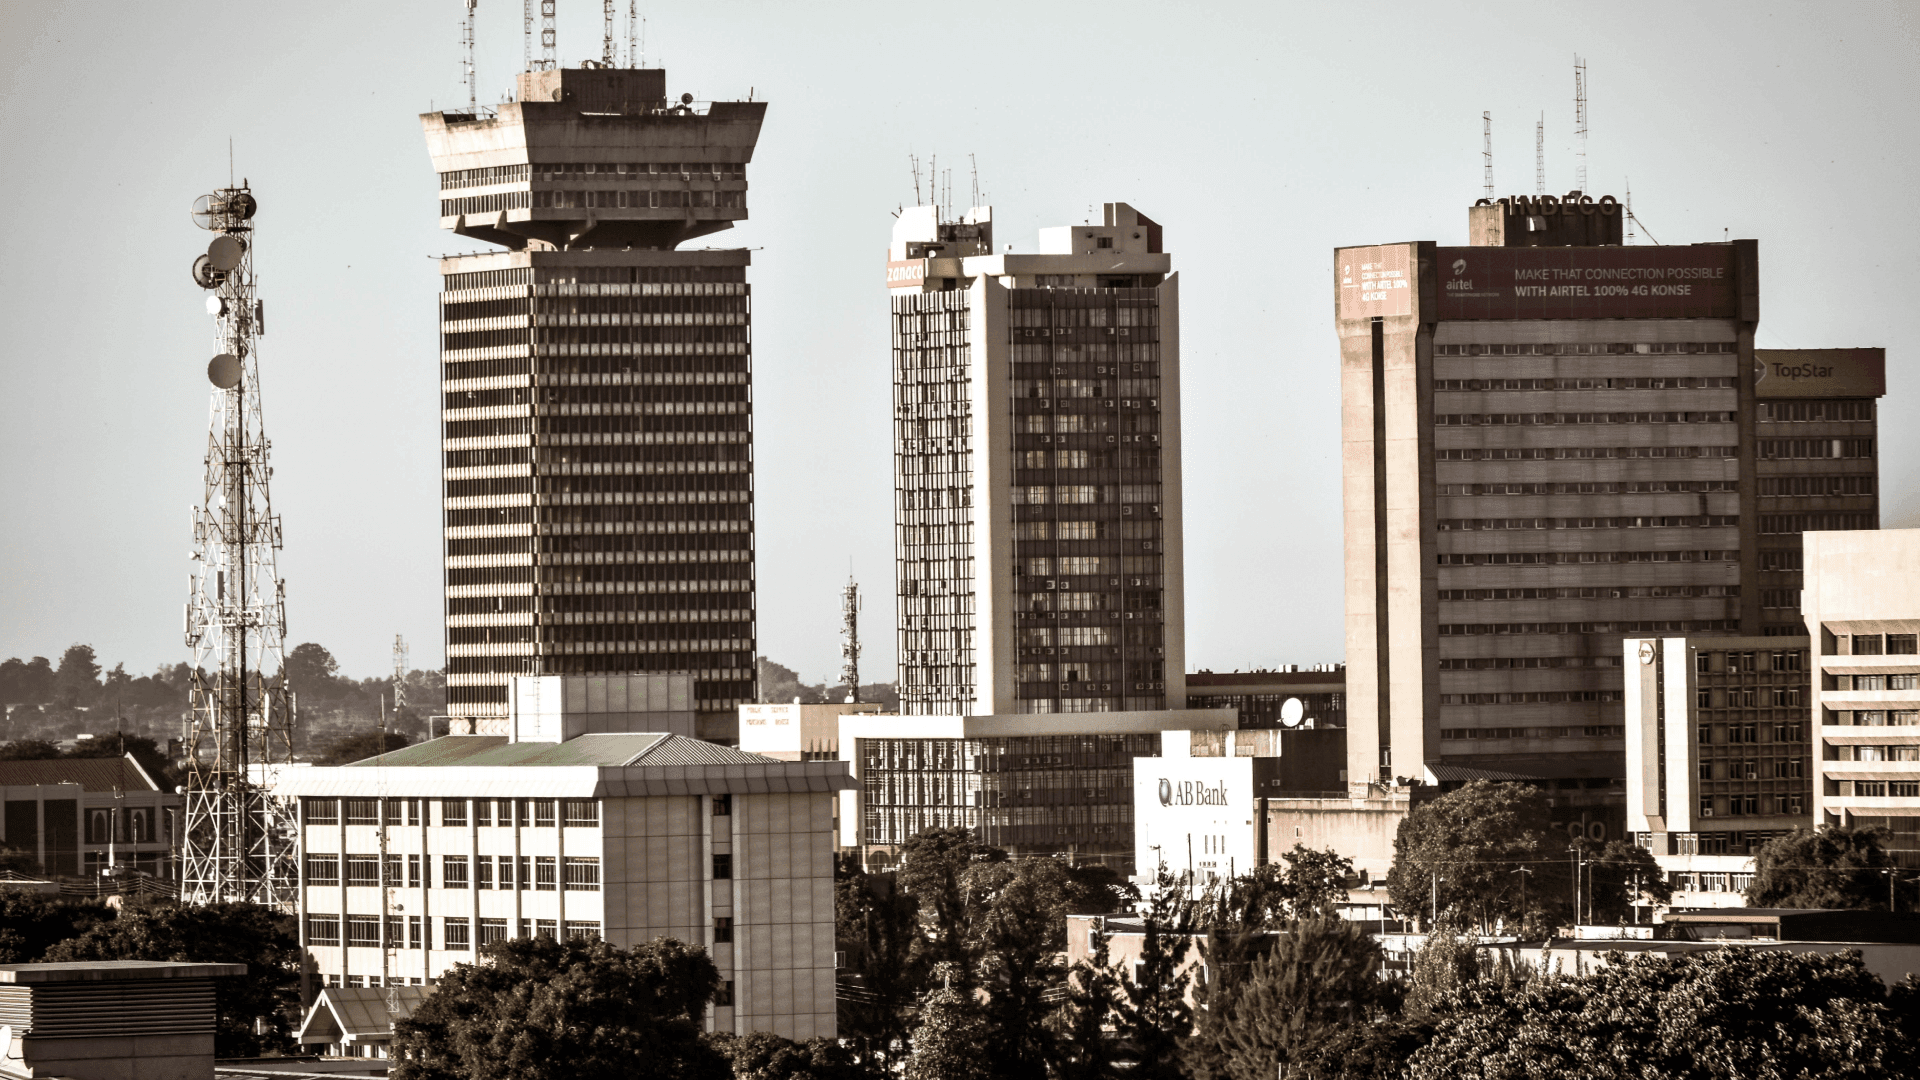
left=0, top=960, right=245, bottom=1080
left=422, top=66, right=767, bottom=740
left=0, top=755, right=177, bottom=880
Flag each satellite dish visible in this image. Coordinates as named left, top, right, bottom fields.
left=205, top=296, right=225, bottom=317
left=206, top=235, right=244, bottom=272
left=231, top=191, right=257, bottom=220
left=207, top=353, right=243, bottom=389
left=680, top=92, right=693, bottom=105
left=190, top=194, right=216, bottom=230
left=1279, top=697, right=1305, bottom=728
left=191, top=255, right=221, bottom=289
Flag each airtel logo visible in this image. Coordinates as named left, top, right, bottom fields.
left=1451, top=259, right=1467, bottom=276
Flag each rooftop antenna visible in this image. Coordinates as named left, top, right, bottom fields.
left=523, top=0, right=532, bottom=72
left=929, top=154, right=937, bottom=209
left=970, top=153, right=980, bottom=209
left=1573, top=54, right=1588, bottom=194
left=540, top=0, right=556, bottom=69
left=602, top=0, right=615, bottom=66
left=1482, top=111, right=1494, bottom=200
left=392, top=634, right=410, bottom=717
left=841, top=575, right=862, bottom=704
left=1625, top=178, right=1635, bottom=245
left=910, top=154, right=922, bottom=207
left=1535, top=112, right=1545, bottom=196
left=462, top=0, right=478, bottom=112
left=627, top=0, right=637, bottom=66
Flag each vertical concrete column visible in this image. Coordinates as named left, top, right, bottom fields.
left=701, top=792, right=715, bottom=1032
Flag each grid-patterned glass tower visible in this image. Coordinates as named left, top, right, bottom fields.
left=423, top=68, right=764, bottom=738
left=887, top=203, right=1188, bottom=716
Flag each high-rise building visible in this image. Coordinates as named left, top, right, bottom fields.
left=1338, top=195, right=1881, bottom=816
left=886, top=202, right=1186, bottom=716
left=1624, top=634, right=1813, bottom=907
left=1803, top=530, right=1920, bottom=860
left=422, top=68, right=764, bottom=739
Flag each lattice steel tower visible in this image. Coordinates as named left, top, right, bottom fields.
left=181, top=182, right=299, bottom=908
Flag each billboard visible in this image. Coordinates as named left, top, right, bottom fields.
left=1336, top=244, right=1415, bottom=320
left=1133, top=756, right=1254, bottom=883
left=1437, top=245, right=1742, bottom=320
left=886, top=258, right=927, bottom=291
left=1754, top=349, right=1886, bottom=399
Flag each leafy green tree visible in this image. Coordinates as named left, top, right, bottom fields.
left=1409, top=946, right=1918, bottom=1079
left=904, top=964, right=992, bottom=1080
left=42, top=898, right=299, bottom=1057
left=282, top=642, right=345, bottom=702
left=317, top=730, right=413, bottom=766
left=0, top=657, right=55, bottom=706
left=960, top=858, right=1086, bottom=1079
left=1049, top=923, right=1121, bottom=1080
left=1403, top=922, right=1480, bottom=1018
left=1061, top=861, right=1136, bottom=915
left=392, top=935, right=727, bottom=1080
left=1207, top=918, right=1390, bottom=1080
left=706, top=1031, right=871, bottom=1079
left=0, top=739, right=61, bottom=760
left=895, top=827, right=1007, bottom=967
left=1747, top=825, right=1894, bottom=909
left=53, top=645, right=101, bottom=707
left=833, top=856, right=923, bottom=1076
left=1388, top=781, right=1555, bottom=932
left=65, top=731, right=179, bottom=792
left=1575, top=838, right=1670, bottom=923
left=0, top=893, right=110, bottom=962
left=1111, top=868, right=1196, bottom=1080
left=1291, top=1016, right=1437, bottom=1080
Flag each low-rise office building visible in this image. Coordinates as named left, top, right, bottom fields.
left=286, top=676, right=853, bottom=1041
left=0, top=755, right=177, bottom=880
left=738, top=701, right=884, bottom=760
left=1186, top=666, right=1346, bottom=730
left=1626, top=635, right=1814, bottom=907
left=1804, top=530, right=1920, bottom=860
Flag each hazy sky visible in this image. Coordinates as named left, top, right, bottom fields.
left=2, top=2, right=1916, bottom=684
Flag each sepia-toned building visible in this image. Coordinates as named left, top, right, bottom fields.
left=421, top=67, right=765, bottom=740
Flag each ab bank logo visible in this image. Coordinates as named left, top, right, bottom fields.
left=1157, top=779, right=1172, bottom=807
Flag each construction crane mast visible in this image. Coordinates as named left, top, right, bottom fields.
left=181, top=181, right=298, bottom=909
left=1574, top=55, right=1589, bottom=194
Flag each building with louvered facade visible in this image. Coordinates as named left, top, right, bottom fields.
left=422, top=67, right=763, bottom=740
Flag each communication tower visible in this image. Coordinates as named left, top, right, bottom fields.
left=841, top=577, right=861, bottom=704
left=181, top=182, right=299, bottom=909
left=392, top=634, right=410, bottom=713
left=1535, top=112, right=1545, bottom=196
left=461, top=0, right=478, bottom=112
left=1481, top=111, right=1493, bottom=200
left=1574, top=55, right=1588, bottom=194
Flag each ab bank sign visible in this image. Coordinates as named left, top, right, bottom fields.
left=1134, top=756, right=1255, bottom=883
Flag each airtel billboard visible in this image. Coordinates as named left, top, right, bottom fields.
left=1437, top=245, right=1745, bottom=320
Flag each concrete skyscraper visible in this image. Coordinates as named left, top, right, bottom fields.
left=1338, top=195, right=1882, bottom=819
left=886, top=203, right=1186, bottom=716
left=423, top=68, right=764, bottom=740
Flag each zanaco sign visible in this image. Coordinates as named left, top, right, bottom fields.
left=1437, top=245, right=1743, bottom=320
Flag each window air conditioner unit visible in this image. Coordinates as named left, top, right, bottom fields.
left=1701, top=807, right=1714, bottom=817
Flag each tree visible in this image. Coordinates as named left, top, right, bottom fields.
left=53, top=644, right=101, bottom=707
left=0, top=892, right=110, bottom=963
left=1578, top=838, right=1671, bottom=922
left=392, top=935, right=727, bottom=1080
left=66, top=731, right=180, bottom=792
left=1110, top=868, right=1196, bottom=1080
left=282, top=642, right=345, bottom=702
left=316, top=730, right=414, bottom=766
left=0, top=657, right=55, bottom=707
left=1747, top=825, right=1894, bottom=910
left=1403, top=922, right=1480, bottom=1018
left=834, top=857, right=924, bottom=1076
left=1408, top=946, right=1918, bottom=1079
left=1388, top=781, right=1556, bottom=932
left=0, top=739, right=61, bottom=760
left=707, top=1031, right=871, bottom=1080
left=895, top=827, right=1007, bottom=967
left=1207, top=918, right=1390, bottom=1080
left=1049, top=923, right=1122, bottom=1080
left=959, top=858, right=1086, bottom=1079
left=42, top=899, right=300, bottom=1057
left=904, top=964, right=992, bottom=1080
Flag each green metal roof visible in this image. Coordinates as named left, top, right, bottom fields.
left=346, top=733, right=776, bottom=769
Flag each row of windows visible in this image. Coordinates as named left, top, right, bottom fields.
left=1758, top=438, right=1876, bottom=459
left=1759, top=513, right=1876, bottom=534
left=1440, top=725, right=1626, bottom=739
left=1441, top=691, right=1624, bottom=705
left=1435, top=342, right=1735, bottom=356
left=1442, top=619, right=1740, bottom=636
left=1840, top=634, right=1920, bottom=656
left=1700, top=795, right=1808, bottom=816
left=1439, top=656, right=1622, bottom=670
left=1835, top=782, right=1920, bottom=798
left=305, top=798, right=598, bottom=827
left=307, top=914, right=601, bottom=949
left=529, top=162, right=744, bottom=182
left=444, top=268, right=532, bottom=291
left=439, top=164, right=532, bottom=190
left=1006, top=305, right=1160, bottom=328
left=1436, top=411, right=1735, bottom=426
left=1828, top=711, right=1920, bottom=726
left=1439, top=550, right=1737, bottom=566
left=304, top=853, right=599, bottom=891
left=1439, top=515, right=1738, bottom=532
left=1698, top=688, right=1806, bottom=708
left=1434, top=377, right=1735, bottom=390
left=440, top=191, right=531, bottom=217
left=1830, top=746, right=1920, bottom=761
left=1698, top=650, right=1808, bottom=674
left=1437, top=446, right=1736, bottom=461
left=1758, top=401, right=1875, bottom=422
left=1441, top=585, right=1737, bottom=601
left=1013, top=484, right=1161, bottom=506
left=1831, top=674, right=1920, bottom=690
left=1756, top=476, right=1876, bottom=497
left=524, top=188, right=744, bottom=211
left=1440, top=481, right=1736, bottom=495
left=1701, top=723, right=1809, bottom=744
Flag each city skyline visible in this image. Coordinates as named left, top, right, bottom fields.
left=2, top=2, right=1917, bottom=685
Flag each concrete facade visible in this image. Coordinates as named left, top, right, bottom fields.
left=1803, top=530, right=1920, bottom=856
left=284, top=733, right=851, bottom=1042
left=0, top=756, right=178, bottom=880
left=0, top=960, right=244, bottom=1080
left=422, top=67, right=767, bottom=739
left=737, top=701, right=883, bottom=761
left=887, top=203, right=1186, bottom=718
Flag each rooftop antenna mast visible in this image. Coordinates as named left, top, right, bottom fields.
left=1573, top=54, right=1588, bottom=194
left=462, top=0, right=478, bottom=112
left=841, top=576, right=862, bottom=704
left=523, top=0, right=532, bottom=72
left=392, top=635, right=410, bottom=716
left=181, top=178, right=298, bottom=910
left=910, top=154, right=922, bottom=207
left=1625, top=179, right=1635, bottom=245
left=1535, top=112, right=1545, bottom=196
left=540, top=0, right=556, bottom=69
left=602, top=0, right=615, bottom=66
left=1482, top=111, right=1494, bottom=200
left=627, top=0, right=638, bottom=66
left=970, top=153, right=979, bottom=209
